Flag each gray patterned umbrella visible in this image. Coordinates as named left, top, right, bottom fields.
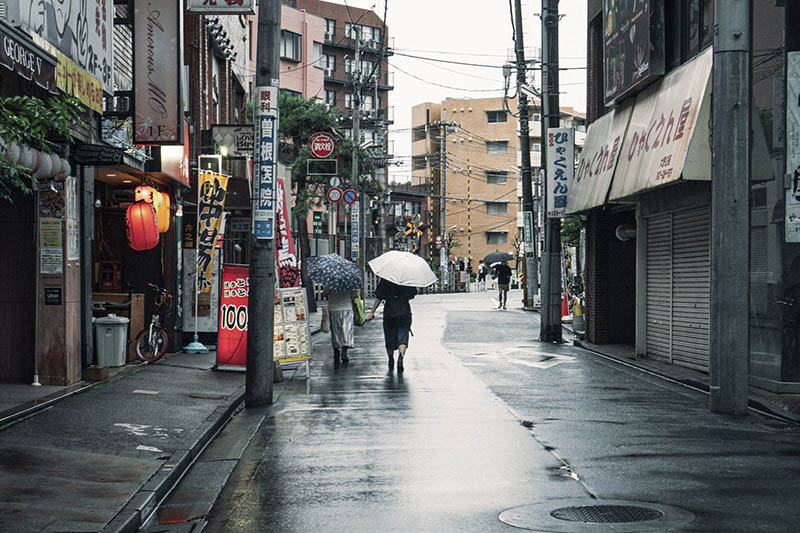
left=306, top=253, right=362, bottom=291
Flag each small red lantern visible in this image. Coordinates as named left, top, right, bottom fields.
left=126, top=201, right=159, bottom=251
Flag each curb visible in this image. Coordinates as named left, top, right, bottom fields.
left=104, top=390, right=246, bottom=532
left=573, top=339, right=800, bottom=425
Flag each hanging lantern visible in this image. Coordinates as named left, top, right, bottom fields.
left=34, top=150, right=53, bottom=178
left=135, top=185, right=155, bottom=203
left=153, top=190, right=171, bottom=233
left=126, top=201, right=159, bottom=251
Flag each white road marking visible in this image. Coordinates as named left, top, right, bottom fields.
left=114, top=423, right=151, bottom=436
left=136, top=445, right=164, bottom=453
left=132, top=389, right=160, bottom=395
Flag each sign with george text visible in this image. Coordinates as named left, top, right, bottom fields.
left=253, top=86, right=279, bottom=239
left=134, top=0, right=182, bottom=144
left=545, top=128, right=575, bottom=218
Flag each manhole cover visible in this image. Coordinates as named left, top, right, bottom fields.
left=550, top=504, right=663, bottom=523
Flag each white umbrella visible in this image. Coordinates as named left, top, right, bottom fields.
left=368, top=250, right=438, bottom=287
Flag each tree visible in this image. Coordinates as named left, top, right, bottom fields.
left=278, top=93, right=382, bottom=309
left=0, top=96, right=83, bottom=202
left=561, top=215, right=581, bottom=247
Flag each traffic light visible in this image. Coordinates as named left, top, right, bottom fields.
left=371, top=208, right=380, bottom=227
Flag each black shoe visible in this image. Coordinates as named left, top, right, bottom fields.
left=388, top=355, right=394, bottom=370
left=341, top=349, right=349, bottom=364
left=397, top=355, right=404, bottom=372
left=333, top=348, right=341, bottom=366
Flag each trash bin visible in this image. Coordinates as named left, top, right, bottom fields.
left=95, top=314, right=129, bottom=367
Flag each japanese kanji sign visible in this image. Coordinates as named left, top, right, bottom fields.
left=187, top=0, right=255, bottom=14
left=197, top=172, right=229, bottom=294
left=253, top=86, right=279, bottom=239
left=546, top=127, right=575, bottom=218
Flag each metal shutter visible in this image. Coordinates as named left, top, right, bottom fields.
left=671, top=207, right=710, bottom=371
left=646, top=213, right=672, bottom=362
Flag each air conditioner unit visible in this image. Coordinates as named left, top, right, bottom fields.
left=324, top=68, right=333, bottom=77
left=324, top=32, right=334, bottom=41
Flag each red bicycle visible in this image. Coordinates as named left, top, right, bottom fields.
left=134, top=283, right=173, bottom=362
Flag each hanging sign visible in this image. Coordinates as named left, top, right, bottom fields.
left=787, top=52, right=800, bottom=186
left=217, top=264, right=249, bottom=368
left=275, top=178, right=300, bottom=288
left=309, top=132, right=337, bottom=159
left=351, top=201, right=360, bottom=261
left=545, top=127, right=575, bottom=218
left=187, top=0, right=255, bottom=14
left=253, top=86, right=278, bottom=239
left=212, top=125, right=255, bottom=159
left=197, top=172, right=229, bottom=294
left=0, top=22, right=57, bottom=93
left=134, top=0, right=182, bottom=144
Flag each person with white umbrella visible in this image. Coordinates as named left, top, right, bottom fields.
left=366, top=251, right=437, bottom=372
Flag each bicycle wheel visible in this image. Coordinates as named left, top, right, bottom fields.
left=134, top=327, right=169, bottom=362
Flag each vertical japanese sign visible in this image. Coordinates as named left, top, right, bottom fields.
left=134, top=0, right=182, bottom=144
left=546, top=128, right=575, bottom=218
left=217, top=264, right=249, bottom=368
left=351, top=201, right=360, bottom=261
left=197, top=172, right=229, bottom=293
left=275, top=178, right=300, bottom=287
left=187, top=0, right=255, bottom=14
left=253, top=86, right=278, bottom=238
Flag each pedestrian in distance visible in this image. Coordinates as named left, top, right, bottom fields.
left=494, top=261, right=512, bottom=309
left=324, top=288, right=357, bottom=366
left=477, top=262, right=488, bottom=290
left=366, top=278, right=417, bottom=372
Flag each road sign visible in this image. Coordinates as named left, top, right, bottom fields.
left=342, top=188, right=358, bottom=205
left=351, top=201, right=360, bottom=260
left=309, top=132, right=336, bottom=159
left=307, top=158, right=338, bottom=175
left=329, top=176, right=341, bottom=188
left=327, top=187, right=342, bottom=202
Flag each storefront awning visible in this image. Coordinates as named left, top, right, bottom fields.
left=566, top=101, right=633, bottom=214
left=609, top=46, right=713, bottom=200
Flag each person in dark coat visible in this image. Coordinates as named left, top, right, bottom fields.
left=494, top=262, right=512, bottom=309
left=366, top=279, right=417, bottom=372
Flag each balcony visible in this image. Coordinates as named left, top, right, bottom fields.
left=323, top=34, right=395, bottom=57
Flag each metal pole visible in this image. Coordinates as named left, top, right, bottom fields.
left=440, top=110, right=447, bottom=291
left=709, top=0, right=751, bottom=414
left=247, top=0, right=280, bottom=407
left=352, top=27, right=365, bottom=288
left=513, top=0, right=538, bottom=309
left=540, top=0, right=563, bottom=342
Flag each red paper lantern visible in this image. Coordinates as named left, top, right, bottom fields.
left=126, top=201, right=159, bottom=251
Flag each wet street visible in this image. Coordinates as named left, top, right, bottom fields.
left=185, top=291, right=800, bottom=532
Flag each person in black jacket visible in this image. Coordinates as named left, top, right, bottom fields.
left=494, top=262, right=512, bottom=309
left=366, top=279, right=417, bottom=372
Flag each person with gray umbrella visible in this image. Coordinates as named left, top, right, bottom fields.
left=307, top=254, right=361, bottom=366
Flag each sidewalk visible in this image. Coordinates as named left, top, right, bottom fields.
left=0, top=300, right=322, bottom=532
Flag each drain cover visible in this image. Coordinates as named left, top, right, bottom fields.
left=499, top=499, right=695, bottom=532
left=550, top=504, right=663, bottom=523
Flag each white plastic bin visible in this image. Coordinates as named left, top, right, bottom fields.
left=95, top=314, right=129, bottom=367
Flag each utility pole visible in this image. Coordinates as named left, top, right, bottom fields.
left=540, top=0, right=562, bottom=342
left=352, top=26, right=365, bottom=286
left=709, top=1, right=750, bottom=414
left=513, top=0, right=538, bottom=309
left=440, top=109, right=448, bottom=291
left=247, top=0, right=280, bottom=407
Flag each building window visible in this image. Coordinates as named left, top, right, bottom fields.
left=370, top=26, right=381, bottom=43
left=325, top=18, right=336, bottom=38
left=532, top=143, right=541, bottom=152
left=363, top=95, right=375, bottom=111
left=486, top=232, right=508, bottom=245
left=280, top=88, right=302, bottom=98
left=486, top=141, right=508, bottom=154
left=324, top=54, right=336, bottom=73
left=486, top=202, right=508, bottom=215
left=280, top=30, right=301, bottom=62
left=532, top=113, right=540, bottom=121
left=361, top=60, right=375, bottom=76
left=313, top=42, right=324, bottom=68
left=486, top=110, right=507, bottom=123
left=345, top=93, right=354, bottom=109
left=325, top=90, right=336, bottom=107
left=486, top=171, right=508, bottom=184
left=345, top=57, right=353, bottom=74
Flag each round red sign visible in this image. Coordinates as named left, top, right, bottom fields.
left=309, top=132, right=336, bottom=159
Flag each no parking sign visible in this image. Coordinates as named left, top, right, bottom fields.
left=343, top=188, right=358, bottom=205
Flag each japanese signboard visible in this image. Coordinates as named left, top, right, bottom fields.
left=351, top=201, right=360, bottom=261
left=197, top=172, right=229, bottom=294
left=39, top=218, right=63, bottom=275
left=275, top=178, right=300, bottom=288
left=309, top=132, right=336, bottom=159
left=7, top=0, right=114, bottom=92
left=545, top=127, right=575, bottom=218
left=275, top=288, right=311, bottom=367
left=787, top=52, right=800, bottom=189
left=253, top=86, right=279, bottom=239
left=610, top=47, right=712, bottom=201
left=134, top=0, right=182, bottom=144
left=212, top=125, right=255, bottom=159
left=217, top=264, right=249, bottom=368
left=187, top=0, right=255, bottom=14
left=603, top=0, right=664, bottom=105
left=786, top=190, right=800, bottom=244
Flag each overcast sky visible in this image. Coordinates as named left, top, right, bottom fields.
left=343, top=0, right=588, bottom=183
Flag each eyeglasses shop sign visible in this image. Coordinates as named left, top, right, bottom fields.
left=187, top=0, right=254, bottom=14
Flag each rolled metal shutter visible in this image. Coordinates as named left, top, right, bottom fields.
left=671, top=207, right=710, bottom=371
left=646, top=213, right=672, bottom=362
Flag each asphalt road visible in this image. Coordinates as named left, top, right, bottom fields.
left=192, top=290, right=800, bottom=532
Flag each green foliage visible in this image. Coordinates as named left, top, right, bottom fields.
left=278, top=92, right=382, bottom=217
left=0, top=95, right=83, bottom=201
left=561, top=215, right=581, bottom=246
